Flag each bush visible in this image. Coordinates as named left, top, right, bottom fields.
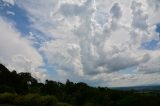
left=38, top=95, right=58, bottom=106
left=84, top=102, right=100, bottom=106
left=0, top=92, right=17, bottom=104
left=56, top=102, right=72, bottom=106
left=14, top=93, right=40, bottom=106
left=14, top=93, right=58, bottom=106
left=13, top=94, right=24, bottom=105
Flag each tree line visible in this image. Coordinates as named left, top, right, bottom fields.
left=0, top=63, right=160, bottom=106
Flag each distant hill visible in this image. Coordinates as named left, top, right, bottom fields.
left=111, top=85, right=160, bottom=91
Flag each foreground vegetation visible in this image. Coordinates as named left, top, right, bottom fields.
left=0, top=63, right=160, bottom=106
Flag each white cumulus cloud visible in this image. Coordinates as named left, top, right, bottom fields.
left=0, top=17, right=47, bottom=80
left=10, top=0, right=160, bottom=86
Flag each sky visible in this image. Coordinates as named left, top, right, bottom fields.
left=0, top=0, right=160, bottom=87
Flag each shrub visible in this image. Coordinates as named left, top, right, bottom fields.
left=14, top=94, right=58, bottom=106
left=84, top=102, right=100, bottom=106
left=13, top=94, right=24, bottom=105
left=14, top=93, right=40, bottom=106
left=56, top=102, right=72, bottom=106
left=0, top=92, right=17, bottom=104
left=38, top=95, right=58, bottom=106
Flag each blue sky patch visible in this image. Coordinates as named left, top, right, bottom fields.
left=156, top=23, right=160, bottom=33
left=0, top=1, right=54, bottom=49
left=0, top=1, right=31, bottom=35
left=141, top=23, right=160, bottom=50
left=142, top=39, right=159, bottom=50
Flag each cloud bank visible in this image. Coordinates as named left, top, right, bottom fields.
left=0, top=17, right=47, bottom=80
left=0, top=0, right=160, bottom=86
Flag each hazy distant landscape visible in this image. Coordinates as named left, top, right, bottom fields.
left=111, top=85, right=160, bottom=92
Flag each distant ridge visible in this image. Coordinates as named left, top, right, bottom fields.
left=110, top=85, right=160, bottom=91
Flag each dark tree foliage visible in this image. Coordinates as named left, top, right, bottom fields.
left=0, top=63, right=160, bottom=106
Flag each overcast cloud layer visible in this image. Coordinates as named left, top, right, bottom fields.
left=0, top=0, right=160, bottom=87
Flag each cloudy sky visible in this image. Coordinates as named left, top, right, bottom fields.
left=0, top=0, right=160, bottom=87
